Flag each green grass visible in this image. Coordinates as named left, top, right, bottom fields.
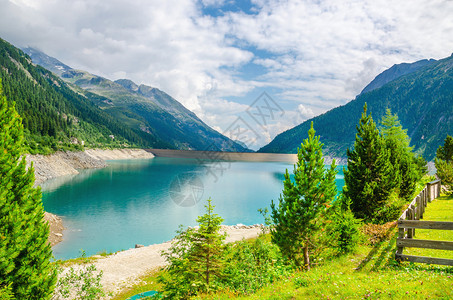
left=404, top=193, right=453, bottom=259
left=195, top=231, right=453, bottom=299
left=194, top=194, right=453, bottom=299
left=111, top=227, right=453, bottom=300
left=84, top=193, right=453, bottom=299
left=110, top=269, right=162, bottom=300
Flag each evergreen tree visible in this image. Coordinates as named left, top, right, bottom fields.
left=435, top=135, right=453, bottom=193
left=159, top=198, right=226, bottom=299
left=380, top=109, right=426, bottom=201
left=343, top=104, right=397, bottom=223
left=436, top=135, right=453, bottom=162
left=270, top=122, right=337, bottom=270
left=0, top=80, right=56, bottom=299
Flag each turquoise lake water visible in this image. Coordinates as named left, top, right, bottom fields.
left=42, top=157, right=345, bottom=260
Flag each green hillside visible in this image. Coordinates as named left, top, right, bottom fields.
left=259, top=54, right=453, bottom=160
left=0, top=38, right=171, bottom=154
left=23, top=48, right=249, bottom=152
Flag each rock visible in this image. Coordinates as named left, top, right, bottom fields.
left=135, top=244, right=144, bottom=248
left=54, top=233, right=63, bottom=237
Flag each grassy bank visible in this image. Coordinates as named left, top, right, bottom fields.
left=111, top=194, right=453, bottom=300
left=404, top=193, right=453, bottom=259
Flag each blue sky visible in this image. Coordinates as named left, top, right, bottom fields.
left=1, top=0, right=452, bottom=149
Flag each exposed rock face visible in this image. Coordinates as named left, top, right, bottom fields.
left=26, top=149, right=154, bottom=185
left=84, top=148, right=154, bottom=161
left=26, top=151, right=106, bottom=185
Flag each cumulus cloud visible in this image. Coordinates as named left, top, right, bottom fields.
left=1, top=0, right=452, bottom=147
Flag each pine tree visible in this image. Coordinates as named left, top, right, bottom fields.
left=343, top=104, right=397, bottom=223
left=0, top=80, right=56, bottom=299
left=436, top=135, right=453, bottom=162
left=270, top=122, right=337, bottom=270
left=380, top=109, right=426, bottom=201
left=435, top=135, right=453, bottom=193
left=159, top=198, right=226, bottom=299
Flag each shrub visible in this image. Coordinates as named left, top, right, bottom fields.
left=435, top=135, right=453, bottom=194
left=219, top=236, right=292, bottom=295
left=52, top=264, right=104, bottom=300
left=321, top=197, right=363, bottom=257
left=159, top=199, right=226, bottom=299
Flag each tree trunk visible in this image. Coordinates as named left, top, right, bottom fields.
left=206, top=249, right=210, bottom=287
left=303, top=244, right=310, bottom=270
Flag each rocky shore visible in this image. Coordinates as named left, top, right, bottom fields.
left=44, top=212, right=64, bottom=246
left=26, top=148, right=154, bottom=185
left=89, top=224, right=264, bottom=296
left=27, top=148, right=154, bottom=247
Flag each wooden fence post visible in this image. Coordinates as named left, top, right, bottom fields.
left=437, top=181, right=441, bottom=198
left=396, top=219, right=405, bottom=258
left=416, top=196, right=421, bottom=220
left=407, top=207, right=414, bottom=238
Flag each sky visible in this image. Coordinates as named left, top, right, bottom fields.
left=1, top=0, right=452, bottom=149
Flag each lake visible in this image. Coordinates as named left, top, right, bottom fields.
left=42, top=157, right=345, bottom=260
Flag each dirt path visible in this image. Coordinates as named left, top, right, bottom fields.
left=90, top=225, right=262, bottom=297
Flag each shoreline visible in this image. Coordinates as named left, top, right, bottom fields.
left=30, top=148, right=347, bottom=248
left=26, top=148, right=154, bottom=186
left=27, top=148, right=155, bottom=247
left=89, top=224, right=264, bottom=296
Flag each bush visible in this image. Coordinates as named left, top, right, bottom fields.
left=159, top=199, right=226, bottom=299
left=435, top=159, right=453, bottom=194
left=323, top=199, right=363, bottom=257
left=435, top=135, right=453, bottom=194
left=52, top=264, right=104, bottom=300
left=219, top=236, right=293, bottom=295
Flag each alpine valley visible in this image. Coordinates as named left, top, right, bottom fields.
left=0, top=37, right=247, bottom=154
left=1, top=36, right=451, bottom=160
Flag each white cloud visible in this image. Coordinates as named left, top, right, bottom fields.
left=1, top=0, right=452, bottom=148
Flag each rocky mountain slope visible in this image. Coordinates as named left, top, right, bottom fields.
left=23, top=47, right=248, bottom=152
left=360, top=58, right=436, bottom=94
left=1, top=38, right=163, bottom=153
left=259, top=54, right=453, bottom=160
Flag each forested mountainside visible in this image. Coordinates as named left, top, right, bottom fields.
left=23, top=47, right=248, bottom=152
left=360, top=58, right=436, bottom=94
left=259, top=54, right=453, bottom=160
left=0, top=38, right=168, bottom=154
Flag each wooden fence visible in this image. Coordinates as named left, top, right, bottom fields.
left=395, top=179, right=453, bottom=266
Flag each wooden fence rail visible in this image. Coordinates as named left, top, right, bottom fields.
left=395, top=179, right=453, bottom=266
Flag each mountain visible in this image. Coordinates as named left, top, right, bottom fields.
left=23, top=47, right=248, bottom=152
left=0, top=38, right=168, bottom=154
left=22, top=47, right=72, bottom=76
left=360, top=59, right=436, bottom=94
left=259, top=54, right=453, bottom=160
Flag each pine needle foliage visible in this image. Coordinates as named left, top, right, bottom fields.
left=270, top=122, right=337, bottom=270
left=436, top=135, right=453, bottom=162
left=343, top=104, right=397, bottom=223
left=159, top=198, right=226, bottom=299
left=0, top=79, right=57, bottom=299
left=380, top=109, right=426, bottom=201
left=435, top=135, right=453, bottom=193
